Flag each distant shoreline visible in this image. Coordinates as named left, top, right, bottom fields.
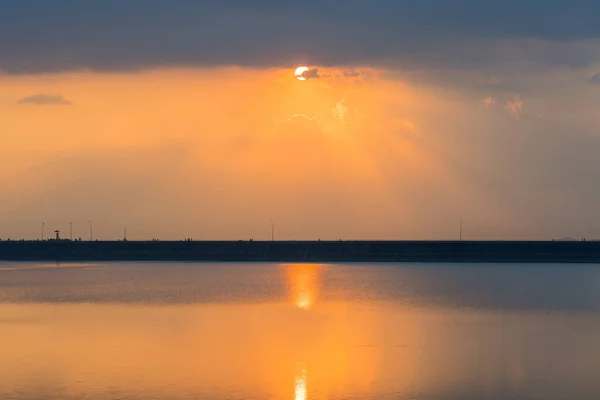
left=1, top=240, right=600, bottom=263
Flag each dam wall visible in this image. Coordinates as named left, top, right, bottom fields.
left=1, top=240, right=600, bottom=263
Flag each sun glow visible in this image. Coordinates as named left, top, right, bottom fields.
left=295, top=66, right=309, bottom=81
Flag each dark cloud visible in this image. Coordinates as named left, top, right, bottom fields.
left=300, top=68, right=320, bottom=79
left=18, top=94, right=72, bottom=105
left=302, top=68, right=370, bottom=81
left=589, top=73, right=600, bottom=85
left=1, top=1, right=600, bottom=73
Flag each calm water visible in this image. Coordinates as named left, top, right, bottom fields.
left=2, top=262, right=600, bottom=399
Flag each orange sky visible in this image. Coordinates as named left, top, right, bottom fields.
left=1, top=66, right=599, bottom=240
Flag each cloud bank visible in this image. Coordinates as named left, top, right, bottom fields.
left=1, top=1, right=600, bottom=73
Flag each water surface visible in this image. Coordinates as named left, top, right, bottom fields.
left=1, top=262, right=600, bottom=399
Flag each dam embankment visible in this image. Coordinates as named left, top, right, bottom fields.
left=1, top=240, right=600, bottom=263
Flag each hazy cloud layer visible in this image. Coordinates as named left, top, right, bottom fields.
left=2, top=69, right=600, bottom=240
left=18, top=94, right=72, bottom=105
left=1, top=1, right=600, bottom=73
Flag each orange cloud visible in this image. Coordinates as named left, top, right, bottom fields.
left=483, top=96, right=497, bottom=108
left=505, top=95, right=524, bottom=118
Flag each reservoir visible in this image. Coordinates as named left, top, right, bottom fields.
left=1, top=262, right=600, bottom=399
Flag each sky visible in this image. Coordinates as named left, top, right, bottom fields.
left=1, top=1, right=600, bottom=240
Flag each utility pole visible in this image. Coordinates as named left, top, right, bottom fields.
left=270, top=220, right=275, bottom=241
left=460, top=218, right=463, bottom=241
left=69, top=222, right=73, bottom=241
left=41, top=222, right=45, bottom=241
left=89, top=221, right=93, bottom=241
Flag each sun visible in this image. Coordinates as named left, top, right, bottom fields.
left=295, top=66, right=309, bottom=81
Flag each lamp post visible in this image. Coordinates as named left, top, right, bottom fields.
left=270, top=220, right=275, bottom=242
left=41, top=222, right=45, bottom=241
left=69, top=222, right=73, bottom=241
left=89, top=221, right=93, bottom=241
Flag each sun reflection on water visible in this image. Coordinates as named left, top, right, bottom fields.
left=285, top=265, right=322, bottom=398
left=285, top=264, right=322, bottom=310
left=295, top=364, right=307, bottom=400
